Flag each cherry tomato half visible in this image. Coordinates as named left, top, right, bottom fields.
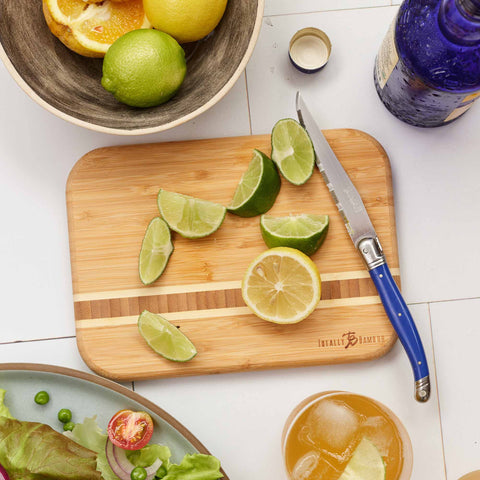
left=107, top=409, right=154, bottom=450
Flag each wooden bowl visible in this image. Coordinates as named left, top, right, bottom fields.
left=0, top=0, right=264, bottom=135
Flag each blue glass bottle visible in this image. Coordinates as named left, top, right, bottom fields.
left=374, top=0, right=480, bottom=127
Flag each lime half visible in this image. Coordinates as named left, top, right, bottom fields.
left=138, top=310, right=197, bottom=362
left=227, top=149, right=281, bottom=217
left=271, top=118, right=315, bottom=185
left=139, top=217, right=174, bottom=285
left=260, top=214, right=329, bottom=256
left=242, top=247, right=321, bottom=324
left=338, top=438, right=386, bottom=480
left=157, top=190, right=226, bottom=239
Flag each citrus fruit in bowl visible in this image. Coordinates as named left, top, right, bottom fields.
left=0, top=0, right=264, bottom=134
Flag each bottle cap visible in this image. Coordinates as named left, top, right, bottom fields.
left=289, top=27, right=332, bottom=73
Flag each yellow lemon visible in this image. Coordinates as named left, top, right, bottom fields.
left=143, top=0, right=228, bottom=44
left=242, top=247, right=321, bottom=324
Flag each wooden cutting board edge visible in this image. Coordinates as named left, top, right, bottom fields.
left=66, top=129, right=400, bottom=381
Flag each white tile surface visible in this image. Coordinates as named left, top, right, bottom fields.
left=246, top=7, right=480, bottom=304
left=134, top=304, right=444, bottom=480
left=430, top=299, right=480, bottom=480
left=0, top=64, right=250, bottom=343
left=0, top=337, right=89, bottom=371
left=264, top=0, right=390, bottom=16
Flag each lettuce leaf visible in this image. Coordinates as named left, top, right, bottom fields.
left=0, top=389, right=13, bottom=419
left=126, top=444, right=172, bottom=469
left=64, top=417, right=222, bottom=480
left=162, top=454, right=223, bottom=480
left=65, top=416, right=119, bottom=480
left=0, top=416, right=101, bottom=480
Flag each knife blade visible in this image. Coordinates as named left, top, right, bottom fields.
left=296, top=92, right=431, bottom=403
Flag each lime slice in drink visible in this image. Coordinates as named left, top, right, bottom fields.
left=138, top=310, right=197, bottom=362
left=242, top=247, right=321, bottom=324
left=227, top=149, right=281, bottom=217
left=260, top=214, right=329, bottom=256
left=271, top=118, right=315, bottom=185
left=139, top=217, right=174, bottom=285
left=157, top=189, right=226, bottom=239
left=338, top=438, right=386, bottom=480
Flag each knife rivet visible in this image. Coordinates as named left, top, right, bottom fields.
left=418, top=361, right=422, bottom=365
left=379, top=274, right=383, bottom=278
left=398, top=312, right=402, bottom=316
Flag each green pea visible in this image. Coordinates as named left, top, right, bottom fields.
left=63, top=421, right=76, bottom=432
left=34, top=391, right=50, bottom=405
left=130, top=467, right=147, bottom=480
left=57, top=408, right=72, bottom=423
left=155, top=466, right=167, bottom=479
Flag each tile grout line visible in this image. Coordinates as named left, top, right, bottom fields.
left=427, top=302, right=449, bottom=480
left=265, top=3, right=395, bottom=18
left=244, top=71, right=253, bottom=135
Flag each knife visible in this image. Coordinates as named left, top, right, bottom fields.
left=296, top=92, right=431, bottom=403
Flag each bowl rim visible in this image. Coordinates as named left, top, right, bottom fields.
left=0, top=0, right=265, bottom=136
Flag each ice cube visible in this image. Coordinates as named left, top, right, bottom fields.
left=363, top=415, right=396, bottom=456
left=292, top=451, right=340, bottom=480
left=306, top=399, right=362, bottom=456
left=292, top=451, right=319, bottom=480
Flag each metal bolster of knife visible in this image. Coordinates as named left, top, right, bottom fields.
left=357, top=237, right=385, bottom=270
left=415, top=376, right=431, bottom=403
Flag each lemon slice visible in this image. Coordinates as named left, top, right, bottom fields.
left=139, top=217, right=173, bottom=285
left=271, top=118, right=315, bottom=185
left=138, top=310, right=197, bottom=362
left=157, top=190, right=226, bottom=239
left=227, top=149, right=281, bottom=218
left=242, top=247, right=321, bottom=324
left=338, top=438, right=386, bottom=480
left=260, top=214, right=329, bottom=256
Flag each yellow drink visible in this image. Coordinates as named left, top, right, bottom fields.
left=459, top=472, right=480, bottom=480
left=282, top=391, right=413, bottom=480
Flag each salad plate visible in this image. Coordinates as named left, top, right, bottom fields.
left=0, top=362, right=228, bottom=478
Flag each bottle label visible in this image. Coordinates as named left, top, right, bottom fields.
left=375, top=18, right=398, bottom=89
left=444, top=92, right=480, bottom=122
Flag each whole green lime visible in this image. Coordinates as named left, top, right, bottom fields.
left=102, top=29, right=187, bottom=108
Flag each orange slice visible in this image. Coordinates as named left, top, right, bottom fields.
left=43, top=0, right=151, bottom=58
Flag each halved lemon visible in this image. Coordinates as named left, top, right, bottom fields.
left=242, top=247, right=321, bottom=324
left=43, top=0, right=151, bottom=57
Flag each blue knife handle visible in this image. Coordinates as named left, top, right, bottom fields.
left=370, top=262, right=431, bottom=402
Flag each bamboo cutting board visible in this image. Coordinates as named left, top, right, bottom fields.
left=67, top=130, right=399, bottom=381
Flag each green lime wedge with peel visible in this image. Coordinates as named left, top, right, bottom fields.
left=271, top=118, right=315, bottom=185
left=139, top=217, right=174, bottom=285
left=157, top=190, right=226, bottom=239
left=138, top=310, right=197, bottom=362
left=227, top=149, right=281, bottom=217
left=260, top=214, right=329, bottom=256
left=338, top=438, right=386, bottom=480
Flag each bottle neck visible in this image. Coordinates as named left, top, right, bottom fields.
left=439, top=0, right=480, bottom=45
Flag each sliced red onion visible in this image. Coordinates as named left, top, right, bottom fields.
left=105, top=439, right=162, bottom=480
left=0, top=463, right=9, bottom=480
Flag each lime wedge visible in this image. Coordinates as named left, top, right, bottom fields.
left=157, top=190, right=226, bottom=239
left=138, top=310, right=197, bottom=362
left=338, top=438, right=386, bottom=480
left=139, top=217, right=174, bottom=285
left=242, top=247, right=321, bottom=324
left=271, top=118, right=315, bottom=185
left=260, top=214, right=329, bottom=256
left=227, top=149, right=281, bottom=217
